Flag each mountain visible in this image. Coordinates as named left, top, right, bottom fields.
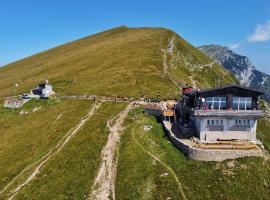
left=0, top=27, right=236, bottom=99
left=198, top=44, right=270, bottom=101
left=0, top=27, right=269, bottom=199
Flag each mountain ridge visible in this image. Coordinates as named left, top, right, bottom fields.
left=0, top=26, right=236, bottom=99
left=198, top=44, right=270, bottom=101
left=0, top=27, right=269, bottom=200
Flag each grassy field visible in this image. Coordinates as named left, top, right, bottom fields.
left=0, top=99, right=95, bottom=193
left=0, top=26, right=236, bottom=99
left=8, top=102, right=127, bottom=199
left=0, top=99, right=98, bottom=198
left=116, top=107, right=270, bottom=200
left=0, top=26, right=268, bottom=200
left=258, top=101, right=270, bottom=151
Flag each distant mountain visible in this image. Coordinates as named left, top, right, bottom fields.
left=198, top=44, right=270, bottom=101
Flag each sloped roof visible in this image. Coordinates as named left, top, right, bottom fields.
left=184, top=84, right=264, bottom=97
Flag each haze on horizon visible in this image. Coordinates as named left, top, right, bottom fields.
left=0, top=0, right=270, bottom=74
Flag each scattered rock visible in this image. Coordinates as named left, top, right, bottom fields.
left=32, top=107, right=42, bottom=112
left=20, top=111, right=29, bottom=115
left=56, top=113, right=63, bottom=120
left=227, top=160, right=236, bottom=169
left=240, top=164, right=249, bottom=169
left=144, top=125, right=153, bottom=131
left=160, top=172, right=169, bottom=177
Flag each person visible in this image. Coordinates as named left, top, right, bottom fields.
left=201, top=97, right=206, bottom=109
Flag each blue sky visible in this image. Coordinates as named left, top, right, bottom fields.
left=1, top=0, right=270, bottom=73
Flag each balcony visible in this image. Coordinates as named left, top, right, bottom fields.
left=229, top=125, right=251, bottom=131
left=206, top=125, right=224, bottom=131
left=193, top=109, right=265, bottom=118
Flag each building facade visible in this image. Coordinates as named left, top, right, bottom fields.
left=178, top=85, right=264, bottom=143
left=31, top=82, right=54, bottom=99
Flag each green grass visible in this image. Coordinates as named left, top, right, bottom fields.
left=0, top=99, right=94, bottom=196
left=116, top=107, right=270, bottom=200
left=258, top=119, right=270, bottom=151
left=0, top=26, right=267, bottom=200
left=258, top=101, right=270, bottom=151
left=0, top=26, right=236, bottom=99
left=13, top=102, right=127, bottom=200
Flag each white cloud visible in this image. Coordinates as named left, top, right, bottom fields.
left=229, top=43, right=240, bottom=50
left=248, top=20, right=270, bottom=42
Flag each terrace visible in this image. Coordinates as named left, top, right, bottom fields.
left=193, top=109, right=265, bottom=118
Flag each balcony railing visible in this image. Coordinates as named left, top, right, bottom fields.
left=229, top=125, right=251, bottom=131
left=193, top=109, right=265, bottom=118
left=206, top=125, right=224, bottom=131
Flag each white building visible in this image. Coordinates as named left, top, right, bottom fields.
left=31, top=81, right=54, bottom=99
left=178, top=85, right=265, bottom=143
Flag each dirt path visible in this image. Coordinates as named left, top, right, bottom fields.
left=161, top=37, right=178, bottom=86
left=190, top=75, right=197, bottom=88
left=90, top=103, right=134, bottom=200
left=131, top=127, right=187, bottom=200
left=3, top=103, right=101, bottom=200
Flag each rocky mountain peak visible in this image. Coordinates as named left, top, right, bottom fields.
left=199, top=44, right=270, bottom=101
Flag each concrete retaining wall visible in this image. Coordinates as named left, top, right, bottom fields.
left=188, top=147, right=263, bottom=161
left=163, top=121, right=264, bottom=161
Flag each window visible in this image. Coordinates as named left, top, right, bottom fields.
left=207, top=119, right=224, bottom=126
left=246, top=98, right=252, bottom=110
left=233, top=97, right=252, bottom=110
left=206, top=97, right=226, bottom=110
left=235, top=119, right=251, bottom=126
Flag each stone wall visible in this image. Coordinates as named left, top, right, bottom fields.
left=188, top=147, right=263, bottom=162
left=163, top=121, right=264, bottom=162
left=4, top=99, right=24, bottom=108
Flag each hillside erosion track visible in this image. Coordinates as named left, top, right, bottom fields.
left=59, top=95, right=159, bottom=104
left=90, top=103, right=135, bottom=200
left=161, top=36, right=179, bottom=86
left=2, top=103, right=101, bottom=200
left=131, top=127, right=187, bottom=200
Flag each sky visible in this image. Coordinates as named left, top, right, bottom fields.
left=0, top=0, right=270, bottom=73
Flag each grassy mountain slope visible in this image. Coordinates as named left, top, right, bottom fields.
left=0, top=99, right=93, bottom=197
left=0, top=27, right=269, bottom=200
left=13, top=102, right=127, bottom=200
left=0, top=99, right=127, bottom=199
left=0, top=26, right=236, bottom=99
left=258, top=102, right=270, bottom=151
left=116, top=108, right=270, bottom=200
left=1, top=100, right=269, bottom=200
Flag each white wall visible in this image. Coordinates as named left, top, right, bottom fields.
left=197, top=117, right=257, bottom=142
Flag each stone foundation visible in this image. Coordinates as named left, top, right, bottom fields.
left=163, top=121, right=264, bottom=161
